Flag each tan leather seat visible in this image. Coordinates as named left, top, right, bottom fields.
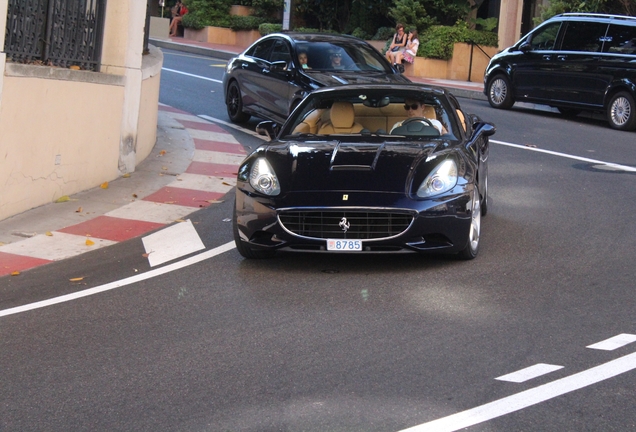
left=456, top=109, right=467, bottom=131
left=318, top=101, right=363, bottom=135
left=292, top=109, right=325, bottom=134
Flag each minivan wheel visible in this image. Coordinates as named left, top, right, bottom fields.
left=487, top=75, right=514, bottom=109
left=607, top=91, right=636, bottom=131
left=226, top=81, right=251, bottom=123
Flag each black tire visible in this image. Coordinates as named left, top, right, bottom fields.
left=487, top=74, right=514, bottom=109
left=233, top=210, right=275, bottom=259
left=226, top=81, right=250, bottom=123
left=557, top=107, right=581, bottom=118
left=457, top=188, right=481, bottom=260
left=606, top=91, right=636, bottom=131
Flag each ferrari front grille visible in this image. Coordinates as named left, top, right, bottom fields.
left=278, top=211, right=413, bottom=240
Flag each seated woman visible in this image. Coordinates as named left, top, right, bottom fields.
left=169, top=0, right=188, bottom=37
left=391, top=98, right=443, bottom=135
left=393, top=29, right=419, bottom=73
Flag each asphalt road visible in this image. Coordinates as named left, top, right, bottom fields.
left=1, top=48, right=635, bottom=431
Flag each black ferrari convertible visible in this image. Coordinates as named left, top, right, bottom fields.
left=233, top=84, right=496, bottom=259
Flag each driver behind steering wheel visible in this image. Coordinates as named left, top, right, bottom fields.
left=391, top=98, right=443, bottom=134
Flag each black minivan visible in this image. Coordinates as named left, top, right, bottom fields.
left=484, top=13, right=636, bottom=131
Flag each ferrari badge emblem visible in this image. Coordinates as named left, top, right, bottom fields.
left=342, top=194, right=348, bottom=201
left=339, top=217, right=350, bottom=233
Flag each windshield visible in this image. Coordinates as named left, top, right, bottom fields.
left=281, top=89, right=458, bottom=140
left=294, top=41, right=391, bottom=72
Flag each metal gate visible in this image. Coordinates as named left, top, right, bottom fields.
left=4, top=0, right=106, bottom=71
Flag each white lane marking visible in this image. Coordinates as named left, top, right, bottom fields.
left=142, top=220, right=205, bottom=267
left=587, top=333, right=636, bottom=351
left=492, top=139, right=636, bottom=172
left=161, top=67, right=222, bottom=83
left=0, top=241, right=236, bottom=318
left=187, top=128, right=241, bottom=143
left=398, top=351, right=636, bottom=432
left=495, top=363, right=564, bottom=383
left=168, top=173, right=236, bottom=192
left=105, top=201, right=195, bottom=224
left=192, top=149, right=245, bottom=165
left=0, top=232, right=116, bottom=261
left=199, top=114, right=269, bottom=140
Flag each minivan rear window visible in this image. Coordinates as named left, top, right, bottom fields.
left=603, top=24, right=636, bottom=54
left=560, top=21, right=608, bottom=52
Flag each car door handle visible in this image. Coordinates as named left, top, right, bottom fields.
left=262, top=68, right=270, bottom=74
left=557, top=55, right=567, bottom=61
left=241, top=63, right=248, bottom=69
left=542, top=55, right=551, bottom=60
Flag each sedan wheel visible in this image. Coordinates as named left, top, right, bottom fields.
left=487, top=75, right=514, bottom=109
left=457, top=189, right=481, bottom=260
left=226, top=81, right=250, bottom=123
left=606, top=91, right=636, bottom=131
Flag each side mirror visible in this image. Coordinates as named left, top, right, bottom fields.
left=519, top=42, right=531, bottom=53
left=475, top=122, right=496, bottom=137
left=270, top=60, right=288, bottom=71
left=256, top=121, right=280, bottom=140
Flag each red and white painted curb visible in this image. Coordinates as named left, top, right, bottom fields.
left=0, top=105, right=246, bottom=276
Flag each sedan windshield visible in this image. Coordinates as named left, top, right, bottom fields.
left=295, top=41, right=391, bottom=72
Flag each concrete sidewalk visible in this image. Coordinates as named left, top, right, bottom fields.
left=0, top=105, right=246, bottom=277
left=150, top=36, right=487, bottom=101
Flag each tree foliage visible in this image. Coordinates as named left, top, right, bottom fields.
left=182, top=0, right=233, bottom=29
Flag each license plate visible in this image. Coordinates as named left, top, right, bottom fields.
left=326, top=239, right=362, bottom=251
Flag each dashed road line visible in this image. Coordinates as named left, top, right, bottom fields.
left=587, top=333, right=636, bottom=351
left=399, top=350, right=636, bottom=432
left=495, top=363, right=564, bottom=383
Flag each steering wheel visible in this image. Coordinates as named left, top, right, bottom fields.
left=402, top=117, right=434, bottom=127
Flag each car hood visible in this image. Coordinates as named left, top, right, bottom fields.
left=263, top=140, right=447, bottom=193
left=305, top=70, right=410, bottom=86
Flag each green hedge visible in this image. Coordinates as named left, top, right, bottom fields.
left=419, top=25, right=498, bottom=60
left=229, top=15, right=266, bottom=31
left=259, top=23, right=283, bottom=35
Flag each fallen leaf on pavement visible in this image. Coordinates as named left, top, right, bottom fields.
left=159, top=150, right=166, bottom=156
left=69, top=277, right=84, bottom=282
left=10, top=271, right=20, bottom=276
left=76, top=207, right=82, bottom=213
left=55, top=195, right=70, bottom=203
left=45, top=231, right=53, bottom=236
left=122, top=173, right=131, bottom=178
left=85, top=239, right=95, bottom=246
left=101, top=182, right=109, bottom=189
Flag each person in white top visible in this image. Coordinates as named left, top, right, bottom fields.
left=394, top=29, right=419, bottom=71
left=391, top=98, right=443, bottom=135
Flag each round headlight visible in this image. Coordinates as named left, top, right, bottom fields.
left=250, top=158, right=281, bottom=196
left=417, top=159, right=458, bottom=198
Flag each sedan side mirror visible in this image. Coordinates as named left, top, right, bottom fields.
left=270, top=60, right=288, bottom=71
left=256, top=121, right=280, bottom=140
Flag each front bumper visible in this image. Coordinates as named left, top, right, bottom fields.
left=234, top=188, right=475, bottom=254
